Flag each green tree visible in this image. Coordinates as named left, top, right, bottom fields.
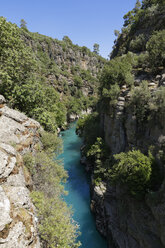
left=110, top=150, right=152, bottom=197
left=146, top=30, right=165, bottom=68
left=114, top=30, right=120, bottom=37
left=20, top=19, right=27, bottom=29
left=134, top=0, right=141, bottom=12
left=63, top=36, right=73, bottom=45
left=93, top=43, right=100, bottom=55
left=0, top=17, right=35, bottom=98
left=129, top=81, right=151, bottom=123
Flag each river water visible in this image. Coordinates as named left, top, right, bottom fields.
left=60, top=122, right=107, bottom=248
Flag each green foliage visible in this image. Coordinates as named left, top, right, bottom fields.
left=31, top=191, right=80, bottom=248
left=26, top=132, right=81, bottom=248
left=100, top=54, right=134, bottom=89
left=87, top=137, right=109, bottom=182
left=129, top=34, right=146, bottom=52
left=142, top=0, right=165, bottom=8
left=11, top=77, right=67, bottom=131
left=41, top=131, right=62, bottom=156
left=0, top=17, right=35, bottom=98
left=0, top=17, right=104, bottom=132
left=76, top=112, right=100, bottom=153
left=102, top=83, right=120, bottom=111
left=114, top=30, right=120, bottom=37
left=134, top=52, right=149, bottom=69
left=149, top=86, right=165, bottom=123
left=110, top=150, right=152, bottom=197
left=20, top=19, right=27, bottom=29
left=62, top=35, right=73, bottom=46
left=23, top=152, right=35, bottom=174
left=93, top=43, right=100, bottom=55
left=99, top=54, right=134, bottom=113
left=123, top=10, right=135, bottom=27
left=73, top=75, right=83, bottom=88
left=67, top=97, right=83, bottom=115
left=129, top=81, right=151, bottom=123
left=146, top=30, right=165, bottom=69
left=129, top=82, right=165, bottom=126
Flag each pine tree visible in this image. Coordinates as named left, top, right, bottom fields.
left=93, top=43, right=100, bottom=55
left=20, top=19, right=27, bottom=29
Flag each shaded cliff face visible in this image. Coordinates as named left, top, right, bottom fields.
left=0, top=95, right=41, bottom=247
left=98, top=73, right=165, bottom=248
left=91, top=1, right=165, bottom=246
left=102, top=74, right=165, bottom=155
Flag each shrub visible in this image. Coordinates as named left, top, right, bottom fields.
left=134, top=52, right=149, bottom=69
left=129, top=80, right=151, bottom=123
left=31, top=191, right=80, bottom=248
left=149, top=86, right=165, bottom=124
left=23, top=152, right=35, bottom=175
left=28, top=134, right=80, bottom=247
left=76, top=113, right=100, bottom=153
left=129, top=34, right=146, bottom=52
left=87, top=137, right=109, bottom=182
left=146, top=30, right=165, bottom=69
left=110, top=150, right=152, bottom=197
left=73, top=75, right=83, bottom=88
left=41, top=131, right=62, bottom=156
left=100, top=55, right=134, bottom=89
left=102, top=83, right=120, bottom=111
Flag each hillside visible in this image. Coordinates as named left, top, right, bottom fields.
left=0, top=17, right=106, bottom=132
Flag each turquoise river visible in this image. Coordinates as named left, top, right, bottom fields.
left=60, top=122, right=107, bottom=248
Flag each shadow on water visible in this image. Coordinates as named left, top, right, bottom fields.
left=59, top=122, right=107, bottom=248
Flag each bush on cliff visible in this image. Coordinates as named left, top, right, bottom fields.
left=76, top=112, right=100, bottom=154
left=129, top=80, right=151, bottom=123
left=146, top=30, right=165, bottom=69
left=23, top=131, right=81, bottom=247
left=110, top=150, right=153, bottom=197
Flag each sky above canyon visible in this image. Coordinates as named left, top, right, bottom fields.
left=1, top=0, right=137, bottom=58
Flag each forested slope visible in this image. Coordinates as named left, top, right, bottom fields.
left=0, top=17, right=106, bottom=132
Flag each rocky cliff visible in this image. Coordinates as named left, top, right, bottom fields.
left=91, top=72, right=165, bottom=248
left=88, top=2, right=165, bottom=247
left=0, top=95, right=41, bottom=247
left=22, top=30, right=105, bottom=98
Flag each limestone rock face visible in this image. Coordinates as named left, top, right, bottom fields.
left=0, top=186, right=12, bottom=232
left=0, top=97, right=41, bottom=248
left=92, top=75, right=165, bottom=248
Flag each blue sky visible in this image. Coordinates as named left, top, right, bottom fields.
left=1, top=0, right=137, bottom=58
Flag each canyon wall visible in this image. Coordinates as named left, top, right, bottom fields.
left=91, top=72, right=165, bottom=248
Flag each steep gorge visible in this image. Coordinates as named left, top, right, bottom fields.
left=91, top=72, right=165, bottom=248
left=0, top=0, right=165, bottom=247
left=87, top=1, right=165, bottom=247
